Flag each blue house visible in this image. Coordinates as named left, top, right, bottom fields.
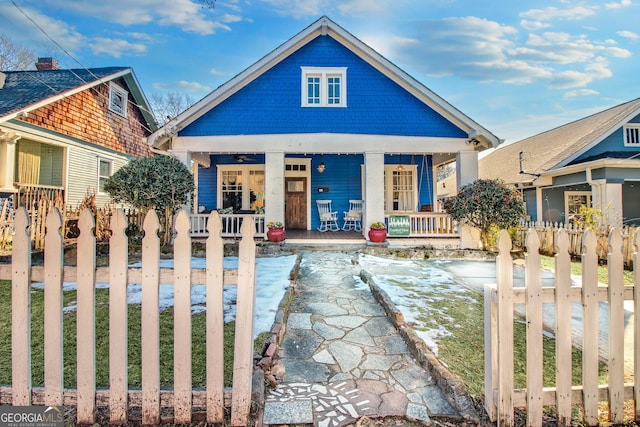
left=480, top=98, right=640, bottom=227
left=148, top=16, right=500, bottom=243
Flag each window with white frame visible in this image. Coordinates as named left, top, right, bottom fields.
left=301, top=67, right=347, bottom=107
left=565, top=191, right=591, bottom=224
left=218, top=165, right=265, bottom=212
left=384, top=165, right=418, bottom=211
left=624, top=124, right=640, bottom=147
left=98, top=158, right=112, bottom=193
left=109, top=82, right=128, bottom=117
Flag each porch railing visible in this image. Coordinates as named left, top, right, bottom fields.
left=14, top=183, right=64, bottom=207
left=190, top=213, right=266, bottom=238
left=384, top=212, right=459, bottom=237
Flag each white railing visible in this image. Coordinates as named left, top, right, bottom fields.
left=384, top=212, right=459, bottom=237
left=485, top=227, right=638, bottom=426
left=190, top=213, right=266, bottom=238
left=0, top=208, right=258, bottom=426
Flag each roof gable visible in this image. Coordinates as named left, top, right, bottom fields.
left=150, top=16, right=499, bottom=148
left=0, top=67, right=156, bottom=131
left=479, top=97, right=640, bottom=185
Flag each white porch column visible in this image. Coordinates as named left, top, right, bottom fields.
left=364, top=152, right=385, bottom=239
left=591, top=181, right=623, bottom=227
left=456, top=151, right=478, bottom=188
left=171, top=149, right=193, bottom=213
left=432, top=163, right=439, bottom=212
left=265, top=151, right=285, bottom=231
left=0, top=131, right=19, bottom=191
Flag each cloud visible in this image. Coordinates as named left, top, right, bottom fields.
left=605, top=0, right=632, bottom=9
left=519, top=5, right=596, bottom=22
left=210, top=68, right=226, bottom=76
left=520, top=19, right=551, bottom=31
left=618, top=30, right=640, bottom=40
left=564, top=89, right=600, bottom=98
left=258, top=0, right=389, bottom=18
left=154, top=80, right=211, bottom=92
left=89, top=37, right=147, bottom=58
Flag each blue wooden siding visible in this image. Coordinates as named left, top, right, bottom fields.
left=197, top=153, right=435, bottom=229
left=181, top=36, right=466, bottom=139
left=572, top=113, right=640, bottom=163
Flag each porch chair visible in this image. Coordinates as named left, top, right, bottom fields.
left=342, top=200, right=363, bottom=231
left=316, top=199, right=340, bottom=232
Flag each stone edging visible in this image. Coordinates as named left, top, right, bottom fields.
left=360, top=269, right=481, bottom=424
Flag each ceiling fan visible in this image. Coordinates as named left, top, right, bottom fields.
left=234, top=155, right=257, bottom=163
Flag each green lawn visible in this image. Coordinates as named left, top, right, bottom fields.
left=539, top=254, right=634, bottom=285
left=0, top=281, right=266, bottom=388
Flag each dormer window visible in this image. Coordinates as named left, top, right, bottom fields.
left=301, top=67, right=347, bottom=107
left=109, top=82, right=128, bottom=117
left=624, top=124, right=640, bottom=147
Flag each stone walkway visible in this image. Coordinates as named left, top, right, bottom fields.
left=262, top=250, right=460, bottom=427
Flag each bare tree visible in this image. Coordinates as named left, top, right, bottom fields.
left=0, top=34, right=36, bottom=71
left=150, top=92, right=196, bottom=126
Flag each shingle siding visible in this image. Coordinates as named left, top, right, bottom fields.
left=181, top=36, right=465, bottom=139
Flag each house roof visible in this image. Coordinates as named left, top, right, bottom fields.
left=479, top=97, right=640, bottom=186
left=149, top=16, right=500, bottom=150
left=0, top=66, right=156, bottom=131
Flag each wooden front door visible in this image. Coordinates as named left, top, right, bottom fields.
left=285, top=177, right=307, bottom=229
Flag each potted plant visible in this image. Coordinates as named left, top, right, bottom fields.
left=368, top=221, right=387, bottom=243
left=266, top=221, right=285, bottom=242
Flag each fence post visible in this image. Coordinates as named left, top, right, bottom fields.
left=484, top=282, right=497, bottom=422
left=554, top=229, right=572, bottom=426
left=231, top=215, right=257, bottom=427
left=525, top=229, right=543, bottom=426
left=206, top=211, right=225, bottom=424
left=12, top=207, right=31, bottom=405
left=581, top=229, right=599, bottom=426
left=174, top=210, right=193, bottom=424
left=44, top=208, right=64, bottom=406
left=608, top=228, right=625, bottom=423
left=109, top=209, right=129, bottom=424
left=141, top=210, right=161, bottom=425
left=496, top=230, right=514, bottom=426
left=76, top=209, right=97, bottom=423
left=634, top=229, right=640, bottom=420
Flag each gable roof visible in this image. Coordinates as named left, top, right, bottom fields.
left=0, top=66, right=156, bottom=131
left=479, top=97, right=640, bottom=185
left=149, top=16, right=500, bottom=150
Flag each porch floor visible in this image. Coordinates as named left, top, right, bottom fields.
left=283, top=229, right=366, bottom=247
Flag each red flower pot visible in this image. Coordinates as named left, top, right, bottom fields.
left=368, top=228, right=387, bottom=243
left=267, top=227, right=286, bottom=242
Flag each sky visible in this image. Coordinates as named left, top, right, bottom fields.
left=1, top=0, right=639, bottom=144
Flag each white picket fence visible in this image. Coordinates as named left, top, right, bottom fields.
left=0, top=207, right=257, bottom=426
left=485, top=227, right=639, bottom=426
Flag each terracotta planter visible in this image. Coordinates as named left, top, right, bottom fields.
left=267, top=227, right=286, bottom=242
left=368, top=228, right=387, bottom=243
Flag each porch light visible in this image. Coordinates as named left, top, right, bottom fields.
left=317, top=162, right=326, bottom=173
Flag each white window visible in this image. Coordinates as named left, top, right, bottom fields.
left=301, top=67, right=347, bottom=107
left=98, top=158, right=112, bottom=193
left=109, top=83, right=128, bottom=117
left=565, top=191, right=591, bottom=224
left=218, top=165, right=265, bottom=212
left=624, top=124, right=640, bottom=147
left=384, top=165, right=418, bottom=211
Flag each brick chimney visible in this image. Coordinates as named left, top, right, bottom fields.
left=35, top=57, right=60, bottom=71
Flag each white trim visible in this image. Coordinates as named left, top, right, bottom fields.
left=216, top=164, right=265, bottom=210
left=624, top=123, right=640, bottom=147
left=540, top=157, right=640, bottom=178
left=284, top=157, right=312, bottom=229
left=171, top=133, right=472, bottom=154
left=383, top=164, right=418, bottom=211
left=300, top=67, right=347, bottom=107
left=109, top=82, right=128, bottom=117
left=564, top=191, right=591, bottom=223
left=97, top=157, right=113, bottom=194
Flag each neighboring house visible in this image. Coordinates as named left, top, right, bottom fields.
left=148, top=16, right=500, bottom=243
left=479, top=98, right=640, bottom=227
left=0, top=57, right=156, bottom=208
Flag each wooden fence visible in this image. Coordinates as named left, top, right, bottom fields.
left=485, top=227, right=639, bottom=426
left=516, top=221, right=637, bottom=266
left=0, top=208, right=257, bottom=426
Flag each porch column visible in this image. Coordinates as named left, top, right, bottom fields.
left=265, top=151, right=285, bottom=232
left=0, top=130, right=19, bottom=191
left=364, top=152, right=385, bottom=239
left=591, top=181, right=623, bottom=227
left=432, top=163, right=439, bottom=212
left=456, top=151, right=478, bottom=188
left=171, top=149, right=192, bottom=213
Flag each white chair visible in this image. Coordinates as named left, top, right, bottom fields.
left=316, top=200, right=339, bottom=231
left=342, top=200, right=363, bottom=231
